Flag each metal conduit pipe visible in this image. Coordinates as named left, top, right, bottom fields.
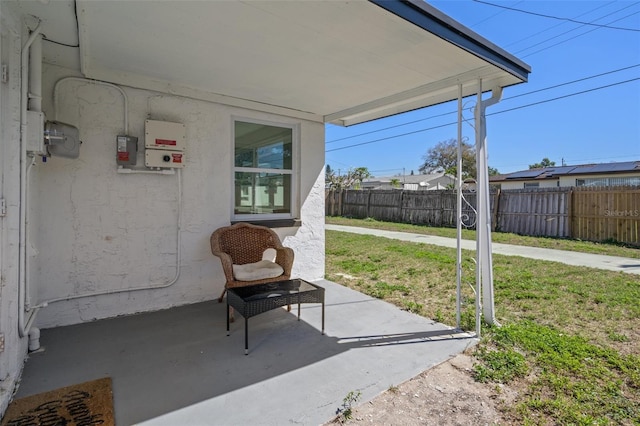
left=24, top=156, right=37, bottom=312
left=53, top=77, right=129, bottom=134
left=19, top=22, right=42, bottom=340
left=33, top=168, right=183, bottom=308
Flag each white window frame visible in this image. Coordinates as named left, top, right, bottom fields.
left=231, top=117, right=299, bottom=222
left=576, top=177, right=640, bottom=187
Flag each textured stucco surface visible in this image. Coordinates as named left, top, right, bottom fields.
left=1, top=5, right=326, bottom=414
left=0, top=5, right=30, bottom=415
left=28, top=65, right=326, bottom=328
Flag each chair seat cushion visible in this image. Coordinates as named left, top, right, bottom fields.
left=232, top=260, right=284, bottom=281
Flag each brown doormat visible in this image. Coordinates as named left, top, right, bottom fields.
left=2, top=377, right=114, bottom=426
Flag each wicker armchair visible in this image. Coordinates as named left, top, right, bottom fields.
left=210, top=222, right=294, bottom=303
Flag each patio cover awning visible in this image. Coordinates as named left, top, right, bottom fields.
left=17, top=0, right=530, bottom=126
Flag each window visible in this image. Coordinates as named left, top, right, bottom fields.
left=576, top=177, right=640, bottom=187
left=233, top=119, right=297, bottom=220
left=523, top=182, right=539, bottom=188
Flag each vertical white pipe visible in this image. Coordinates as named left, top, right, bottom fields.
left=456, top=84, right=463, bottom=330
left=479, top=88, right=502, bottom=328
left=474, top=80, right=482, bottom=337
left=19, top=22, right=42, bottom=338
left=28, top=34, right=42, bottom=113
left=475, top=81, right=503, bottom=330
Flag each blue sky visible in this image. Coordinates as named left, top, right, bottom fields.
left=325, top=0, right=640, bottom=176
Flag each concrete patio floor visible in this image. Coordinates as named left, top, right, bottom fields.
left=14, top=280, right=476, bottom=425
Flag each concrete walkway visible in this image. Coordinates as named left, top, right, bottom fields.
left=326, top=224, right=640, bottom=275
left=16, top=280, right=475, bottom=426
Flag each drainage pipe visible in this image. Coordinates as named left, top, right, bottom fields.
left=474, top=80, right=502, bottom=328
left=19, top=22, right=42, bottom=339
left=474, top=81, right=483, bottom=336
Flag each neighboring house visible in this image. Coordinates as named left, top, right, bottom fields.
left=0, top=0, right=530, bottom=414
left=491, top=161, right=640, bottom=189
left=361, top=172, right=456, bottom=190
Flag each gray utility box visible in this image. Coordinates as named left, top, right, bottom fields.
left=116, top=135, right=138, bottom=166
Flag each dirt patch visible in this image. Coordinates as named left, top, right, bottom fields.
left=327, top=353, right=518, bottom=425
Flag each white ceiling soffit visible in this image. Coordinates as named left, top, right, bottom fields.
left=68, top=0, right=529, bottom=126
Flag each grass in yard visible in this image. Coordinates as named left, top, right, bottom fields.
left=326, top=216, right=640, bottom=259
left=325, top=230, right=640, bottom=424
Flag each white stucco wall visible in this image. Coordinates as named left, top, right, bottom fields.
left=2, top=5, right=326, bottom=412
left=499, top=180, right=558, bottom=190
left=559, top=173, right=640, bottom=187
left=0, top=6, right=30, bottom=414
left=27, top=65, right=325, bottom=328
left=499, top=181, right=523, bottom=190
left=558, top=176, right=577, bottom=187
left=538, top=180, right=559, bottom=188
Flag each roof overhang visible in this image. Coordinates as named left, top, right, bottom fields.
left=10, top=0, right=530, bottom=126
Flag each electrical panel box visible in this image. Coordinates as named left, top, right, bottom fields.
left=26, top=111, right=46, bottom=156
left=145, top=149, right=185, bottom=168
left=145, top=120, right=186, bottom=151
left=116, top=135, right=138, bottom=166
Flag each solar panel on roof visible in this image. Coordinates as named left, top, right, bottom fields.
left=505, top=170, right=545, bottom=179
left=567, top=161, right=639, bottom=174
left=544, top=166, right=577, bottom=175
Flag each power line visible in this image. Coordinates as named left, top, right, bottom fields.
left=326, top=77, right=639, bottom=153
left=514, top=2, right=639, bottom=55
left=504, top=64, right=640, bottom=100
left=369, top=167, right=405, bottom=174
left=42, top=36, right=79, bottom=48
left=326, top=122, right=456, bottom=153
left=326, top=64, right=640, bottom=144
left=502, top=1, right=617, bottom=49
left=469, top=0, right=523, bottom=28
left=472, top=0, right=640, bottom=31
left=489, top=77, right=640, bottom=116
left=521, top=9, right=640, bottom=58
left=326, top=110, right=454, bottom=144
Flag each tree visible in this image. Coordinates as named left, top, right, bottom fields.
left=419, top=138, right=476, bottom=179
left=326, top=166, right=371, bottom=190
left=488, top=166, right=499, bottom=176
left=390, top=178, right=401, bottom=188
left=529, top=158, right=555, bottom=169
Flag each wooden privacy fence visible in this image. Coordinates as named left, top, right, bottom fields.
left=326, top=186, right=640, bottom=246
left=496, top=187, right=570, bottom=238
left=571, top=186, right=640, bottom=245
left=325, top=189, right=487, bottom=228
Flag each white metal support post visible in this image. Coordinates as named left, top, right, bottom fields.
left=455, top=84, right=463, bottom=330
left=474, top=81, right=503, bottom=329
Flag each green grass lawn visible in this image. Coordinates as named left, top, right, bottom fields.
left=325, top=226, right=640, bottom=425
left=326, top=216, right=640, bottom=259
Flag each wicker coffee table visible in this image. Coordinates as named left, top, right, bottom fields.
left=226, top=279, right=325, bottom=354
